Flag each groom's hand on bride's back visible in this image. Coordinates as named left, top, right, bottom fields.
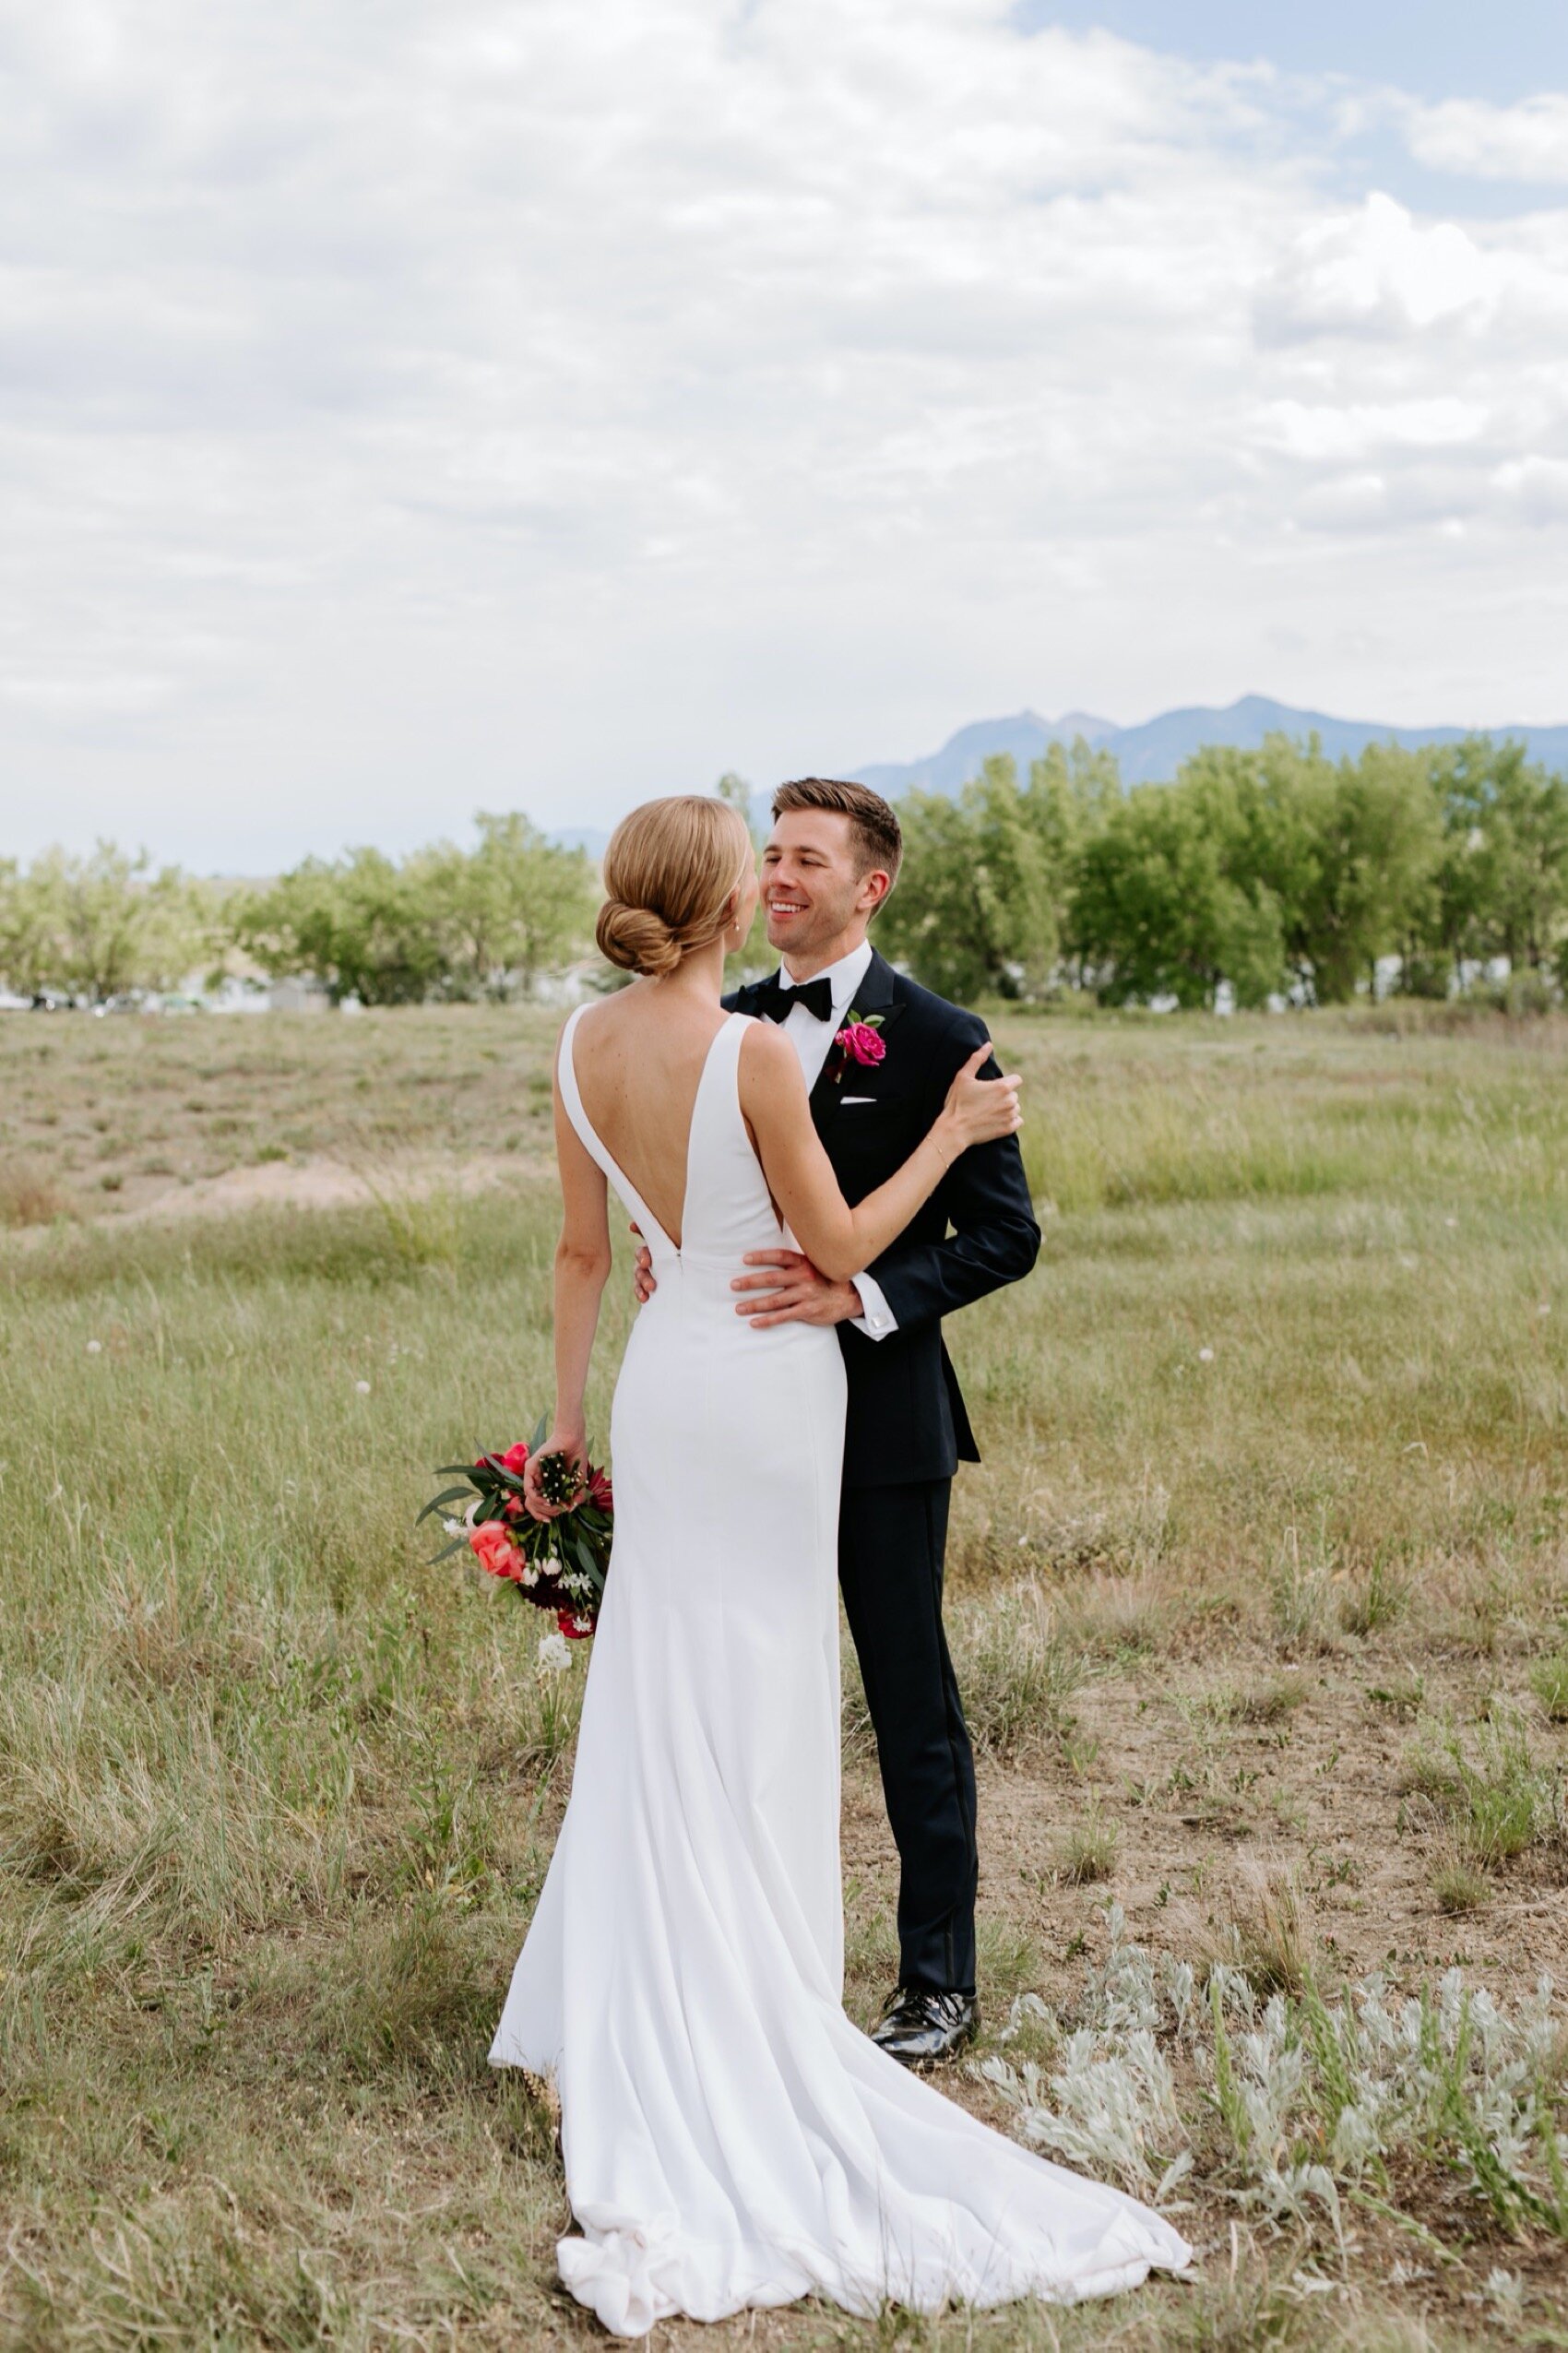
left=731, top=1250, right=862, bottom=1330
left=631, top=1223, right=855, bottom=1329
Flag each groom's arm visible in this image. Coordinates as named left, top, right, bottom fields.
left=730, top=1016, right=1039, bottom=1333
left=860, top=1024, right=1039, bottom=1334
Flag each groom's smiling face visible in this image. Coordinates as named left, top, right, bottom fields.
left=761, top=811, right=890, bottom=973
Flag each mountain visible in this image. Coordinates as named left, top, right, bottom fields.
left=853, top=696, right=1568, bottom=796
left=853, top=709, right=1116, bottom=798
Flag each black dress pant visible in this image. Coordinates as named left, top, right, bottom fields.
left=837, top=1479, right=978, bottom=1995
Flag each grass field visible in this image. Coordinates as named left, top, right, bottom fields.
left=4, top=999, right=1568, bottom=2351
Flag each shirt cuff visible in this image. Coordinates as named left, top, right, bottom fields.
left=849, top=1273, right=898, bottom=1340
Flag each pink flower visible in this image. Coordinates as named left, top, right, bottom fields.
left=469, top=1520, right=522, bottom=1582
left=497, top=1441, right=530, bottom=1477
left=837, top=1021, right=885, bottom=1067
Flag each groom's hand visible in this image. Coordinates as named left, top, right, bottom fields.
left=631, top=1223, right=657, bottom=1305
left=732, top=1250, right=862, bottom=1330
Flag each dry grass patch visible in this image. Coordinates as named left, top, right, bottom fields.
left=0, top=1159, right=72, bottom=1227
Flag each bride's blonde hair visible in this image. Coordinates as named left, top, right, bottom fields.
left=597, top=796, right=754, bottom=979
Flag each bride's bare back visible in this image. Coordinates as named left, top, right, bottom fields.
left=567, top=993, right=731, bottom=1252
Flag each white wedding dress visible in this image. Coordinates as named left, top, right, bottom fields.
left=491, top=1007, right=1190, bottom=2335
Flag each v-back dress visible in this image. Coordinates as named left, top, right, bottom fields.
left=490, top=1006, right=1190, bottom=2336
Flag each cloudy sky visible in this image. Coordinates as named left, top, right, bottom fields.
left=3, top=2, right=1567, bottom=870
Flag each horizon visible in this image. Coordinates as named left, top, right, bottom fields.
left=12, top=686, right=1568, bottom=877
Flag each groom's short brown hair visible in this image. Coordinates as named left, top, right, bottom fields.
left=771, top=778, right=903, bottom=893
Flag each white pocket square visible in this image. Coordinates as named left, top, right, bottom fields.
left=841, top=1095, right=877, bottom=1105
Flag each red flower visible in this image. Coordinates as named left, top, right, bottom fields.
left=558, top=1610, right=596, bottom=1640
left=497, top=1441, right=530, bottom=1477
left=501, top=1493, right=527, bottom=1521
left=588, top=1467, right=613, bottom=1510
left=469, top=1520, right=522, bottom=1581
left=836, top=1020, right=885, bottom=1067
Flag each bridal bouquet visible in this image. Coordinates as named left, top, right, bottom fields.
left=420, top=1420, right=612, bottom=1637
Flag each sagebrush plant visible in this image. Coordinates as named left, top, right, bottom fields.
left=980, top=1906, right=1568, bottom=2252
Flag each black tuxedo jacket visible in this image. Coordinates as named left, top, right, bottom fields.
left=726, top=950, right=1040, bottom=1490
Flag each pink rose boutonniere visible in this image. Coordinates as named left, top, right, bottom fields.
left=829, top=1007, right=886, bottom=1083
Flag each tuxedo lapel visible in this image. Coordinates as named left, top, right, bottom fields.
left=808, top=948, right=907, bottom=1150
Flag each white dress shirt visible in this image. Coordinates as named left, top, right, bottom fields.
left=776, top=941, right=898, bottom=1340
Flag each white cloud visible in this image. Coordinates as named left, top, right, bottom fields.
left=1405, top=94, right=1568, bottom=184
left=1253, top=194, right=1503, bottom=338
left=1257, top=396, right=1489, bottom=464
left=0, top=1, right=1566, bottom=864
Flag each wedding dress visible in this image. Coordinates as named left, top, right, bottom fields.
left=490, top=1006, right=1190, bottom=2335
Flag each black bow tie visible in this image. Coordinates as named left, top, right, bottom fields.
left=758, top=971, right=835, bottom=1025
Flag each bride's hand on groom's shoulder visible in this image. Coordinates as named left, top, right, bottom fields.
left=939, top=1042, right=1023, bottom=1158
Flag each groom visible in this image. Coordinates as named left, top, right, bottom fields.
left=636, top=777, right=1040, bottom=2064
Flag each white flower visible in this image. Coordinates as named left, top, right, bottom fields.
left=86, top=1339, right=102, bottom=1355
left=442, top=1517, right=462, bottom=1537
left=355, top=1379, right=371, bottom=1395
left=1197, top=1347, right=1215, bottom=1363
left=537, top=1631, right=573, bottom=1674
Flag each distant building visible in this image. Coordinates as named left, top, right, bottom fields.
left=266, top=975, right=332, bottom=1014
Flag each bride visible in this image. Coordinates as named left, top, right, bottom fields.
left=490, top=794, right=1191, bottom=2335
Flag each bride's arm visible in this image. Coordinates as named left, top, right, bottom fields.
left=525, top=1043, right=613, bottom=1515
left=739, top=1022, right=1020, bottom=1284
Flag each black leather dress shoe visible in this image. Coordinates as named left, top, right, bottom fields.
left=869, top=1986, right=980, bottom=2067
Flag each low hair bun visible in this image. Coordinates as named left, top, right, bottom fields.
left=596, top=795, right=755, bottom=981
left=596, top=898, right=683, bottom=979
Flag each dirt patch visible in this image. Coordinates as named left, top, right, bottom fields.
left=113, top=1152, right=540, bottom=1226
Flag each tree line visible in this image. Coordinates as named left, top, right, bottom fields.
left=0, top=816, right=600, bottom=1006
left=876, top=732, right=1568, bottom=1009
left=3, top=736, right=1566, bottom=1011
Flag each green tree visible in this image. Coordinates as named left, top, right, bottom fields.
left=1170, top=736, right=1442, bottom=1004
left=1431, top=738, right=1568, bottom=980
left=1069, top=777, right=1286, bottom=1010
left=1, top=844, right=207, bottom=1001
left=714, top=771, right=758, bottom=843
left=231, top=816, right=600, bottom=1004
left=880, top=755, right=1059, bottom=1001
left=421, top=814, right=600, bottom=1000
left=1307, top=743, right=1442, bottom=1002
left=232, top=849, right=445, bottom=1005
left=1022, top=737, right=1121, bottom=986
left=0, top=858, right=53, bottom=995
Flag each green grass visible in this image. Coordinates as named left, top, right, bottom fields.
left=3, top=1002, right=1568, bottom=2347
